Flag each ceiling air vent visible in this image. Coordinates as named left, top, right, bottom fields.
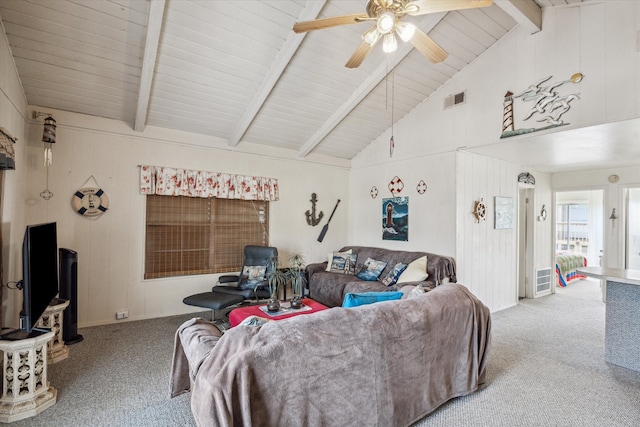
left=444, top=91, right=466, bottom=110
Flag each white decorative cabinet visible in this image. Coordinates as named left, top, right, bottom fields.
left=36, top=298, right=70, bottom=363
left=0, top=330, right=57, bottom=423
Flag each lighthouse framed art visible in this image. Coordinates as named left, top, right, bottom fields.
left=382, top=196, right=408, bottom=241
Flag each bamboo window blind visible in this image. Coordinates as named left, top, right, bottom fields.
left=144, top=195, right=269, bottom=279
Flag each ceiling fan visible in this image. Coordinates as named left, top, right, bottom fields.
left=293, top=0, right=493, bottom=68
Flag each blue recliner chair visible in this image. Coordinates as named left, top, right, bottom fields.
left=182, top=245, right=278, bottom=322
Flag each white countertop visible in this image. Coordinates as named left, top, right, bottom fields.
left=577, top=267, right=640, bottom=286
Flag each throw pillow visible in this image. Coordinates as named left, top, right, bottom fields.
left=329, top=252, right=357, bottom=275
left=238, top=265, right=267, bottom=290
left=380, top=262, right=408, bottom=286
left=355, top=257, right=387, bottom=281
left=342, top=291, right=403, bottom=308
left=325, top=249, right=352, bottom=271
left=397, top=255, right=428, bottom=284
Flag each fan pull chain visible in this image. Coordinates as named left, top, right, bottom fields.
left=44, top=144, right=53, bottom=166
left=390, top=69, right=395, bottom=158
left=385, top=58, right=390, bottom=111
left=40, top=162, right=53, bottom=200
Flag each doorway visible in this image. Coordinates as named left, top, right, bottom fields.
left=517, top=186, right=534, bottom=299
left=554, top=190, right=604, bottom=296
left=625, top=187, right=640, bottom=270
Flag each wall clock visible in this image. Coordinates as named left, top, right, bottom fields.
left=72, top=187, right=109, bottom=218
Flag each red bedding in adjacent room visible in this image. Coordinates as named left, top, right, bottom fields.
left=555, top=251, right=587, bottom=287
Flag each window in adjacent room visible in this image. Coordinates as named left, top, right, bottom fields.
left=554, top=189, right=604, bottom=268
left=144, top=195, right=269, bottom=279
left=555, top=203, right=589, bottom=254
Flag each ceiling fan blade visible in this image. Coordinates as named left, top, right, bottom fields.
left=293, top=13, right=369, bottom=33
left=409, top=28, right=448, bottom=63
left=345, top=41, right=373, bottom=68
left=406, top=0, right=493, bottom=16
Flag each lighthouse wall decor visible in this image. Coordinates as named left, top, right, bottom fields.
left=382, top=196, right=408, bottom=241
left=501, top=73, right=584, bottom=138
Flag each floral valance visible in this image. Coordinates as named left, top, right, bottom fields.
left=139, top=165, right=279, bottom=201
left=0, top=127, right=17, bottom=170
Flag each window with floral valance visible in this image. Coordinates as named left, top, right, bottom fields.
left=0, top=127, right=17, bottom=170
left=139, top=165, right=276, bottom=279
left=139, top=165, right=279, bottom=201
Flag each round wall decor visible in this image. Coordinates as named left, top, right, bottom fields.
left=388, top=176, right=404, bottom=195
left=416, top=180, right=427, bottom=194
left=72, top=187, right=109, bottom=218
left=370, top=186, right=378, bottom=199
left=473, top=198, right=487, bottom=222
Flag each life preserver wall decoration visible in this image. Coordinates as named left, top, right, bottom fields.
left=72, top=187, right=109, bottom=218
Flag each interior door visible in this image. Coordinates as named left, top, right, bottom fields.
left=518, top=187, right=533, bottom=298
left=626, top=188, right=640, bottom=270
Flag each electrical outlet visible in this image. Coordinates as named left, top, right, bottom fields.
left=116, top=311, right=129, bottom=320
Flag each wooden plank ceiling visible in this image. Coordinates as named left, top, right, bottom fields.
left=0, top=0, right=583, bottom=161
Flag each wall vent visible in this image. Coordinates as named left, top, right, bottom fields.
left=444, top=91, right=466, bottom=109
left=536, top=268, right=552, bottom=294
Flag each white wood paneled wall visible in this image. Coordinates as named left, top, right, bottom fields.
left=0, top=21, right=29, bottom=330
left=455, top=152, right=520, bottom=312
left=532, top=172, right=553, bottom=280
left=15, top=108, right=351, bottom=329
left=348, top=151, right=457, bottom=258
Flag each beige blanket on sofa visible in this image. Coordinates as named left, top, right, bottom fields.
left=181, top=283, right=490, bottom=426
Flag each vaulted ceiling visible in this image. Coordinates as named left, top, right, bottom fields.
left=1, top=0, right=601, bottom=167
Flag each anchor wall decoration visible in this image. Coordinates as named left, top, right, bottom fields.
left=305, top=193, right=324, bottom=226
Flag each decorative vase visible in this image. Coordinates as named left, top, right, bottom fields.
left=290, top=295, right=303, bottom=309
left=266, top=298, right=280, bottom=312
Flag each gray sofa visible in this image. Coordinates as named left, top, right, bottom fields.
left=170, top=283, right=491, bottom=427
left=307, top=246, right=457, bottom=307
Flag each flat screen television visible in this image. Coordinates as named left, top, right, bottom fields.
left=20, top=222, right=59, bottom=333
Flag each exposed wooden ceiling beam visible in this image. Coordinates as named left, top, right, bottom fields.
left=133, top=0, right=166, bottom=132
left=227, top=0, right=328, bottom=147
left=494, top=0, right=541, bottom=34
left=298, top=12, right=447, bottom=158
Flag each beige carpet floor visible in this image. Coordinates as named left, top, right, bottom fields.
left=9, top=279, right=640, bottom=426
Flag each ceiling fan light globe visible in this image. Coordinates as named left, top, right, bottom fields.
left=404, top=4, right=419, bottom=14
left=377, top=12, right=396, bottom=34
left=362, top=27, right=381, bottom=45
left=383, top=33, right=398, bottom=53
left=395, top=21, right=416, bottom=42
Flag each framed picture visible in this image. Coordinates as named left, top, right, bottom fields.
left=495, top=196, right=514, bottom=229
left=382, top=196, right=408, bottom=241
